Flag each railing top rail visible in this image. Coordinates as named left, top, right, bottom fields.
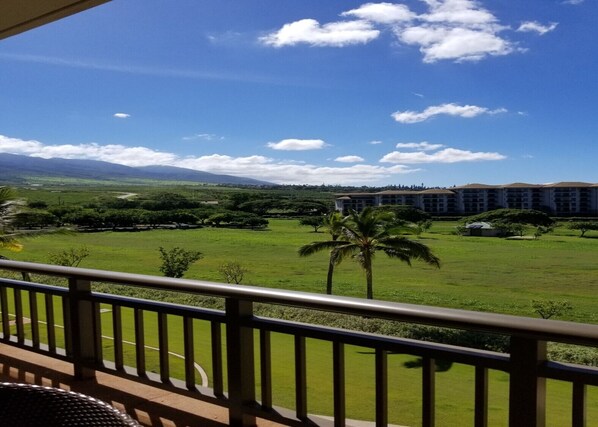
left=1, top=259, right=597, bottom=346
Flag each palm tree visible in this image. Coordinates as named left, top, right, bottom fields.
left=299, top=207, right=440, bottom=299
left=321, top=211, right=345, bottom=295
left=1, top=186, right=66, bottom=249
left=0, top=186, right=24, bottom=253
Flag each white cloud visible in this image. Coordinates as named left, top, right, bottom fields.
left=260, top=0, right=550, bottom=63
left=177, top=154, right=420, bottom=184
left=517, top=21, right=558, bottom=35
left=113, top=113, right=130, bottom=119
left=260, top=19, right=379, bottom=47
left=341, top=3, right=416, bottom=24
left=396, top=0, right=521, bottom=62
left=392, top=103, right=507, bottom=123
left=335, top=155, right=365, bottom=163
left=0, top=134, right=421, bottom=185
left=398, top=26, right=515, bottom=63
left=396, top=142, right=444, bottom=151
left=369, top=140, right=383, bottom=145
left=182, top=133, right=223, bottom=141
left=420, top=0, right=498, bottom=26
left=563, top=0, right=584, bottom=4
left=380, top=147, right=506, bottom=164
left=0, top=134, right=43, bottom=154
left=0, top=135, right=176, bottom=166
left=267, top=138, right=327, bottom=151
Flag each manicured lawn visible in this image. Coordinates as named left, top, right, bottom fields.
left=8, top=219, right=598, bottom=321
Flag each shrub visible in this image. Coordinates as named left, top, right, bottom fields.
left=568, top=221, right=598, bottom=237
left=465, top=208, right=554, bottom=227
left=299, top=216, right=324, bottom=232
left=48, top=246, right=90, bottom=267
left=531, top=299, right=573, bottom=319
left=218, top=261, right=248, bottom=284
left=158, top=246, right=203, bottom=278
left=548, top=343, right=598, bottom=366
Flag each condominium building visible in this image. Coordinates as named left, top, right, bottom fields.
left=335, top=182, right=598, bottom=216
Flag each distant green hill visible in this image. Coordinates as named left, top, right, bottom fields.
left=0, top=153, right=272, bottom=186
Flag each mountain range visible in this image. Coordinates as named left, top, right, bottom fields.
left=0, top=153, right=272, bottom=186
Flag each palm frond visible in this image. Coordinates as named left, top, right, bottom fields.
left=298, top=240, right=348, bottom=257
left=0, top=235, right=23, bottom=252
left=379, top=247, right=413, bottom=265
left=0, top=187, right=17, bottom=204
left=323, top=211, right=346, bottom=239
left=379, top=236, right=440, bottom=267
left=330, top=243, right=359, bottom=265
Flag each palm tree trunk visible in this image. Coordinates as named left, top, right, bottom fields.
left=365, top=254, right=373, bottom=299
left=326, top=258, right=334, bottom=295
left=326, top=235, right=339, bottom=295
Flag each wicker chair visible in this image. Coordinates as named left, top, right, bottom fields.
left=0, top=382, right=140, bottom=426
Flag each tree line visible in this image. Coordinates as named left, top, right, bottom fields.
left=11, top=191, right=331, bottom=231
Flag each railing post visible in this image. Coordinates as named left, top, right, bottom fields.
left=225, top=298, right=256, bottom=427
left=509, top=336, right=546, bottom=427
left=68, top=278, right=96, bottom=380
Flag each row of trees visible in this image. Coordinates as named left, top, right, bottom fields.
left=568, top=221, right=598, bottom=237
left=460, top=209, right=598, bottom=238
left=14, top=191, right=336, bottom=230
left=13, top=206, right=268, bottom=230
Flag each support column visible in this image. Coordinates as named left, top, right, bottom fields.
left=509, top=337, right=546, bottom=427
left=226, top=299, right=256, bottom=427
left=68, top=278, right=96, bottom=380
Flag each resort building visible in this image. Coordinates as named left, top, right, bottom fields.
left=335, top=182, right=598, bottom=216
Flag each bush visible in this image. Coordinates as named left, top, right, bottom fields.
left=299, top=216, right=324, bottom=232
left=48, top=246, right=90, bottom=267
left=218, top=261, right=248, bottom=284
left=548, top=343, right=598, bottom=366
left=531, top=299, right=573, bottom=319
left=158, top=247, right=203, bottom=278
left=465, top=208, right=554, bottom=227
left=13, top=210, right=57, bottom=228
left=403, top=325, right=509, bottom=352
left=568, top=221, right=598, bottom=237
left=28, top=201, right=48, bottom=209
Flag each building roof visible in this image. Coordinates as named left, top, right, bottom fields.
left=378, top=190, right=418, bottom=195
left=0, top=0, right=110, bottom=40
left=465, top=222, right=494, bottom=229
left=419, top=189, right=455, bottom=195
left=452, top=183, right=499, bottom=189
left=543, top=182, right=594, bottom=188
left=503, top=182, right=543, bottom=188
left=334, top=193, right=378, bottom=197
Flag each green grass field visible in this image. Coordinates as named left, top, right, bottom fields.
left=3, top=218, right=598, bottom=425
left=7, top=219, right=598, bottom=321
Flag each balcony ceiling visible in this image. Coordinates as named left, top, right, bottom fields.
left=0, top=0, right=110, bottom=40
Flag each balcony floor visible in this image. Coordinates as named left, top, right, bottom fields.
left=0, top=343, right=282, bottom=427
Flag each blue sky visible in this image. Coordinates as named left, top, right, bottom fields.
left=1, top=0, right=596, bottom=186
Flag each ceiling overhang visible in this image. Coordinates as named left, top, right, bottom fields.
left=0, top=0, right=111, bottom=40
